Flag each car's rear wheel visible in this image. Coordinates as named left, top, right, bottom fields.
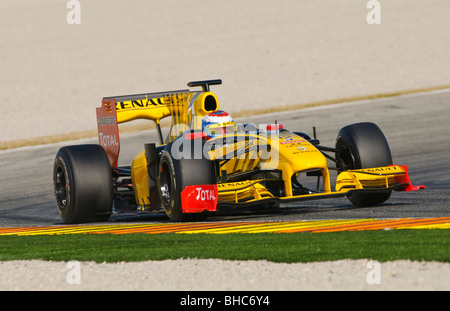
left=53, top=145, right=113, bottom=223
left=158, top=142, right=216, bottom=221
left=335, top=122, right=393, bottom=207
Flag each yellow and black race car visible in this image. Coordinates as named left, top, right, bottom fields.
left=53, top=80, right=424, bottom=223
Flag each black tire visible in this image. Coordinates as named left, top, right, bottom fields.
left=53, top=145, right=113, bottom=224
left=335, top=122, right=393, bottom=207
left=157, top=142, right=216, bottom=221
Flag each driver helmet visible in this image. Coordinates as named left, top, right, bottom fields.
left=201, top=110, right=235, bottom=138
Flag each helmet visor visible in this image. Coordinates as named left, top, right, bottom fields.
left=206, top=121, right=235, bottom=135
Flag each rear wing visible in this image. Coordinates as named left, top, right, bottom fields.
left=96, top=80, right=221, bottom=167
left=103, top=90, right=189, bottom=124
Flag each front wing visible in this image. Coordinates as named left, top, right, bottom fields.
left=179, top=165, right=425, bottom=213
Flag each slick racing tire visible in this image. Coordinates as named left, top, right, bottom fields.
left=53, top=144, right=113, bottom=224
left=335, top=122, right=393, bottom=207
left=157, top=142, right=216, bottom=222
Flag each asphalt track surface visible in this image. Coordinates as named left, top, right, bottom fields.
left=0, top=89, right=449, bottom=227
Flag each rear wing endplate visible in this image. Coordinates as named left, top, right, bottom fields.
left=96, top=98, right=120, bottom=168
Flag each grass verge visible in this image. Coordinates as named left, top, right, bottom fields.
left=0, top=230, right=448, bottom=263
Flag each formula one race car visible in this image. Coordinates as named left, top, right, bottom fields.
left=53, top=79, right=424, bottom=223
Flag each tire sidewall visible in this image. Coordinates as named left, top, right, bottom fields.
left=336, top=122, right=392, bottom=170
left=335, top=122, right=393, bottom=207
left=158, top=150, right=183, bottom=220
left=157, top=140, right=215, bottom=221
left=54, top=153, right=75, bottom=222
left=53, top=145, right=113, bottom=223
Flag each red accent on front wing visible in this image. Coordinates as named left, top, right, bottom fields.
left=181, top=185, right=218, bottom=213
left=392, top=165, right=425, bottom=191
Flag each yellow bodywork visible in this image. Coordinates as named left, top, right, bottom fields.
left=206, top=130, right=331, bottom=201
left=110, top=87, right=411, bottom=209
left=217, top=180, right=274, bottom=203
left=335, top=165, right=409, bottom=191
left=131, top=150, right=150, bottom=207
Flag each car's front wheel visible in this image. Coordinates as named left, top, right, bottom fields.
left=335, top=122, right=393, bottom=207
left=157, top=142, right=216, bottom=221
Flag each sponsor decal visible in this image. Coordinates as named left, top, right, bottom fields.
left=195, top=187, right=216, bottom=201
left=217, top=180, right=254, bottom=189
left=181, top=185, right=218, bottom=213
left=97, top=116, right=117, bottom=126
left=280, top=140, right=306, bottom=145
left=116, top=98, right=164, bottom=111
left=99, top=133, right=119, bottom=147
left=362, top=166, right=402, bottom=173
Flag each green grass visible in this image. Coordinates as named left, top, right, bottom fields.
left=0, top=230, right=448, bottom=263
